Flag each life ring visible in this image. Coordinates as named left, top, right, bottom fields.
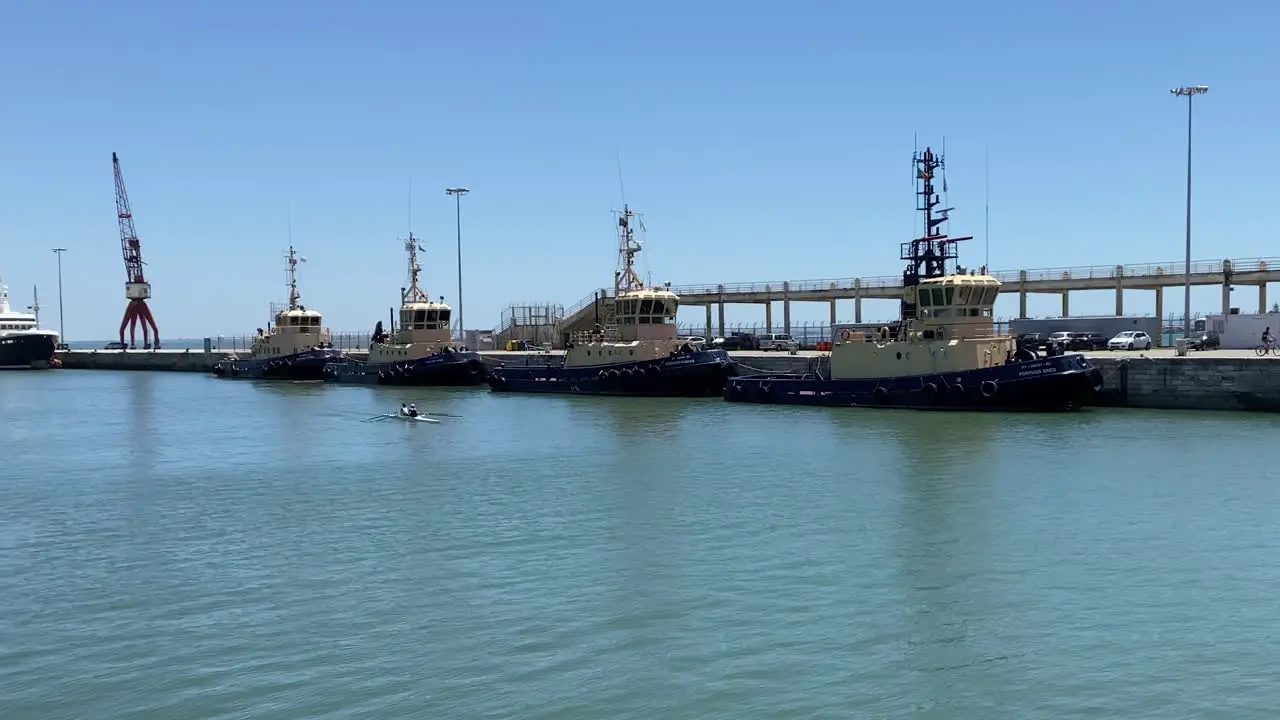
left=840, top=329, right=853, bottom=341
left=1013, top=347, right=1037, bottom=362
left=981, top=380, right=998, bottom=397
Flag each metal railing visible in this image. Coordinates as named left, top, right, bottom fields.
left=562, top=289, right=615, bottom=323
left=663, top=256, right=1280, bottom=297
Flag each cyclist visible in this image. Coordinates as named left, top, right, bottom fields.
left=1264, top=326, right=1275, bottom=347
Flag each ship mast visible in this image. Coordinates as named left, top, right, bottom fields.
left=286, top=245, right=303, bottom=310
left=401, top=232, right=429, bottom=304
left=614, top=204, right=645, bottom=294
left=900, top=146, right=973, bottom=320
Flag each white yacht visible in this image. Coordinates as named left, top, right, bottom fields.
left=0, top=281, right=59, bottom=370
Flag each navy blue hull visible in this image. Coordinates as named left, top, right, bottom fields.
left=723, top=353, right=1104, bottom=411
left=323, top=350, right=488, bottom=386
left=0, top=332, right=57, bottom=370
left=488, top=349, right=736, bottom=397
left=213, top=348, right=346, bottom=381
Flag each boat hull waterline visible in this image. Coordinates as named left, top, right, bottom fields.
left=0, top=332, right=57, bottom=370
left=488, top=349, right=737, bottom=397
left=723, top=353, right=1104, bottom=411
left=323, top=350, right=487, bottom=386
left=214, top=348, right=346, bottom=381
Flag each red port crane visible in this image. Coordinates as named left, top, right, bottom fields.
left=112, top=152, right=160, bottom=349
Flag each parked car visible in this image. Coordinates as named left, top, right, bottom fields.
left=1066, top=332, right=1108, bottom=351
left=757, top=333, right=799, bottom=352
left=1016, top=333, right=1046, bottom=350
left=1107, top=330, right=1153, bottom=351
left=1187, top=330, right=1220, bottom=351
left=678, top=336, right=706, bottom=349
left=1043, top=331, right=1075, bottom=350
left=710, top=332, right=759, bottom=351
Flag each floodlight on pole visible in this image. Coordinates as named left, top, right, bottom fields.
left=52, top=247, right=67, bottom=344
left=1170, top=84, right=1208, bottom=339
left=445, top=187, right=470, bottom=343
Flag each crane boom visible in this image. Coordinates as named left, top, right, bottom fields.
left=111, top=152, right=160, bottom=349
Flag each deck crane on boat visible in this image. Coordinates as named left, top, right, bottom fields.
left=112, top=152, right=160, bottom=349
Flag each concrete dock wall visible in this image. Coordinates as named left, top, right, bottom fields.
left=1090, top=356, right=1280, bottom=411
left=58, top=348, right=371, bottom=372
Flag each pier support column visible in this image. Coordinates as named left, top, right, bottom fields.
left=782, top=281, right=791, bottom=335
left=1222, top=259, right=1233, bottom=313
left=1018, top=270, right=1028, bottom=319
left=1061, top=291, right=1070, bottom=317
left=717, top=285, right=726, bottom=337
left=829, top=300, right=837, bottom=336
left=1154, top=289, right=1164, bottom=345
left=1261, top=284, right=1269, bottom=314
left=704, top=305, right=712, bottom=339
left=854, top=278, right=863, bottom=323
left=765, top=302, right=773, bottom=333
left=1115, top=265, right=1125, bottom=316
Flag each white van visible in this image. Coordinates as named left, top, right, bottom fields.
left=758, top=333, right=799, bottom=352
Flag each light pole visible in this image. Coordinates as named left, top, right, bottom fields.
left=445, top=187, right=470, bottom=342
left=1171, top=84, right=1208, bottom=338
left=52, top=247, right=67, bottom=344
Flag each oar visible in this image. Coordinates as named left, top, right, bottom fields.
left=424, top=412, right=462, bottom=418
left=361, top=414, right=394, bottom=422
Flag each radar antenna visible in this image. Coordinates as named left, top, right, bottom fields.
left=113, top=152, right=161, bottom=349
left=614, top=204, right=646, bottom=294
left=900, top=146, right=973, bottom=320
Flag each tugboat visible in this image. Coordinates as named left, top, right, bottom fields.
left=0, top=281, right=59, bottom=370
left=214, top=246, right=345, bottom=381
left=487, top=205, right=736, bottom=396
left=723, top=146, right=1103, bottom=411
left=323, top=233, right=486, bottom=386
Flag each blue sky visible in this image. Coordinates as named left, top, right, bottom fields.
left=2, top=0, right=1275, bottom=339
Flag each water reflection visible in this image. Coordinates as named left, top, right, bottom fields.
left=824, top=410, right=1027, bottom=700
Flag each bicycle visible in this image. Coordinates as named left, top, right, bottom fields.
left=1254, top=341, right=1280, bottom=356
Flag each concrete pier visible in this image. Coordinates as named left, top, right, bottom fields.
left=53, top=347, right=1280, bottom=413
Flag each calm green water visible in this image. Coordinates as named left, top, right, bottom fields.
left=3, top=371, right=1280, bottom=718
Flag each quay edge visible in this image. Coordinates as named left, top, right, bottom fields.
left=49, top=348, right=1280, bottom=412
